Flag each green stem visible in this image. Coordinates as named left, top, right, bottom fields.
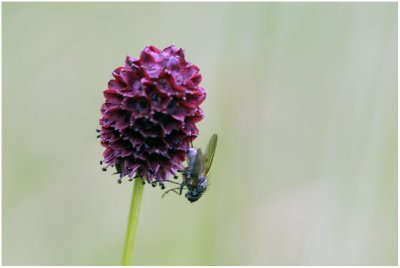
left=121, top=178, right=145, bottom=266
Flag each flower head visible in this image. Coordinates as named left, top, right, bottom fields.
left=99, top=45, right=205, bottom=183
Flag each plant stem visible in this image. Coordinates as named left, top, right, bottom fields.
left=121, top=178, right=145, bottom=266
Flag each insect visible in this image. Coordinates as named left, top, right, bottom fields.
left=163, top=133, right=218, bottom=202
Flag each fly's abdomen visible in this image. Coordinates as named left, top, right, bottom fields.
left=197, top=175, right=208, bottom=192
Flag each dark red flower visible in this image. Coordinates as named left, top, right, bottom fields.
left=99, top=45, right=205, bottom=183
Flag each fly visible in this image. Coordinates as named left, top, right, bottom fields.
left=163, top=133, right=218, bottom=202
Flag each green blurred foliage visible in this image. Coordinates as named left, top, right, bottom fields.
left=3, top=2, right=397, bottom=265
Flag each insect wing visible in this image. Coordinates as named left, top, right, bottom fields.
left=191, top=149, right=205, bottom=184
left=204, top=134, right=218, bottom=175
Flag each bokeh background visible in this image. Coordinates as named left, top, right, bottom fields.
left=3, top=2, right=397, bottom=265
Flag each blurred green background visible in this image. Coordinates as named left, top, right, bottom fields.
left=3, top=2, right=397, bottom=265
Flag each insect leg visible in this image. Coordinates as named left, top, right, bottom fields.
left=179, top=183, right=185, bottom=195
left=165, top=180, right=181, bottom=185
left=162, top=187, right=183, bottom=198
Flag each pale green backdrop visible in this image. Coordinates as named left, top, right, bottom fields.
left=3, top=2, right=397, bottom=265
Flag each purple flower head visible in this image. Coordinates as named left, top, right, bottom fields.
left=99, top=45, right=205, bottom=183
